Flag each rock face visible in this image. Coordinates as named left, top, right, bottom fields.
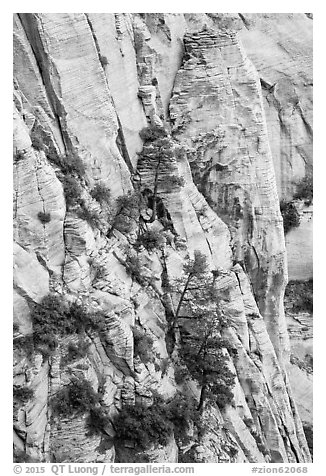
left=13, top=13, right=312, bottom=463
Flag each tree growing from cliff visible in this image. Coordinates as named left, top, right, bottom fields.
left=138, top=126, right=184, bottom=223
left=172, top=250, right=208, bottom=328
left=180, top=309, right=235, bottom=412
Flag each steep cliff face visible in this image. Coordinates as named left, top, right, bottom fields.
left=13, top=13, right=312, bottom=463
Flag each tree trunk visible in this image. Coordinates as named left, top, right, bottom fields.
left=197, top=383, right=207, bottom=412
left=173, top=273, right=193, bottom=328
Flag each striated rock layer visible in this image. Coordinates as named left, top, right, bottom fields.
left=13, top=13, right=312, bottom=463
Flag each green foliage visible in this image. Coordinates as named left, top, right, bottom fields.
left=13, top=335, right=34, bottom=357
left=13, top=449, right=36, bottom=463
left=62, top=174, right=83, bottom=208
left=280, top=200, right=301, bottom=234
left=30, top=295, right=106, bottom=352
left=113, top=393, right=198, bottom=450
left=132, top=326, right=155, bottom=363
left=165, top=393, right=198, bottom=438
left=294, top=174, right=313, bottom=205
left=99, top=55, right=109, bottom=67
left=180, top=311, right=235, bottom=410
left=113, top=401, right=174, bottom=450
left=166, top=176, right=185, bottom=189
left=63, top=153, right=86, bottom=178
left=124, top=255, right=147, bottom=285
left=174, top=365, right=189, bottom=385
left=303, top=424, right=313, bottom=458
left=114, top=192, right=142, bottom=234
left=88, top=259, right=107, bottom=282
left=139, top=125, right=168, bottom=142
left=37, top=211, right=51, bottom=224
left=14, top=149, right=26, bottom=162
left=183, top=250, right=208, bottom=276
left=285, top=279, right=313, bottom=314
left=135, top=229, right=165, bottom=252
left=51, top=378, right=99, bottom=418
left=86, top=406, right=111, bottom=436
left=90, top=183, right=111, bottom=204
left=60, top=339, right=90, bottom=367
left=31, top=134, right=45, bottom=151
left=76, top=203, right=101, bottom=229
left=13, top=386, right=34, bottom=404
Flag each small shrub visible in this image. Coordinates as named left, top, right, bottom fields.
left=13, top=386, right=34, bottom=404
left=51, top=378, right=99, bottom=418
left=31, top=294, right=68, bottom=350
left=294, top=174, right=313, bottom=205
left=13, top=322, right=20, bottom=333
left=86, top=406, right=110, bottom=436
left=90, top=183, right=111, bottom=204
left=89, top=260, right=107, bottom=282
left=166, top=176, right=185, bottom=189
left=133, top=326, right=155, bottom=364
left=285, top=279, right=313, bottom=314
left=113, top=192, right=142, bottom=234
left=139, top=125, right=168, bottom=142
left=31, top=134, right=44, bottom=151
left=61, top=339, right=90, bottom=367
left=65, top=152, right=86, bottom=178
left=174, top=365, right=189, bottom=385
left=113, top=401, right=173, bottom=449
left=14, top=149, right=25, bottom=162
left=135, top=229, right=165, bottom=252
left=77, top=203, right=101, bottom=229
left=62, top=174, right=83, bottom=208
left=165, top=393, right=198, bottom=438
left=37, top=211, right=51, bottom=224
left=125, top=255, right=146, bottom=285
left=14, top=335, right=34, bottom=357
left=99, top=55, right=109, bottom=67
left=280, top=200, right=301, bottom=234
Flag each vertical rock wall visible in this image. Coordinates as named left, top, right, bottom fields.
left=13, top=13, right=312, bottom=463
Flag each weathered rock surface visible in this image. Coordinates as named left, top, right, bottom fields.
left=13, top=13, right=312, bottom=463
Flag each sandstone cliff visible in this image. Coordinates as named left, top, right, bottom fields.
left=13, top=13, right=312, bottom=463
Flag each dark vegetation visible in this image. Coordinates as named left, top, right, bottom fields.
left=113, top=192, right=143, bottom=234
left=37, top=211, right=51, bottom=224
left=13, top=386, right=34, bottom=404
left=135, top=229, right=165, bottom=252
left=76, top=202, right=102, bottom=229
left=124, top=254, right=147, bottom=285
left=90, top=183, right=111, bottom=204
left=138, top=125, right=184, bottom=224
left=303, top=424, right=313, bottom=458
left=51, top=378, right=98, bottom=418
left=132, top=326, right=155, bottom=364
left=99, top=55, right=109, bottom=67
left=280, top=200, right=300, bottom=234
left=167, top=249, right=236, bottom=411
left=172, top=250, right=208, bottom=328
left=280, top=172, right=313, bottom=234
left=29, top=294, right=106, bottom=354
left=60, top=339, right=90, bottom=367
left=180, top=318, right=235, bottom=411
left=294, top=173, right=313, bottom=205
left=285, top=279, right=313, bottom=314
left=113, top=393, right=197, bottom=450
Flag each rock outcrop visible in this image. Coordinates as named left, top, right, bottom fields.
left=13, top=13, right=312, bottom=463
